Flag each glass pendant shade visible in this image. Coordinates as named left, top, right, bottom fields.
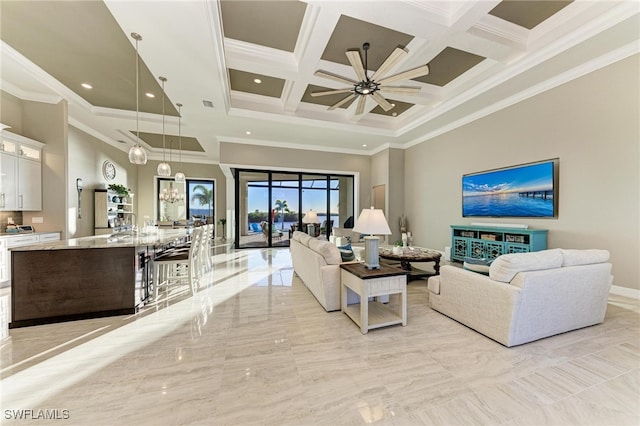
left=157, top=162, right=171, bottom=176
left=174, top=171, right=185, bottom=182
left=128, top=144, right=147, bottom=165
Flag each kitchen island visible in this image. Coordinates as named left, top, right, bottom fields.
left=9, top=229, right=191, bottom=328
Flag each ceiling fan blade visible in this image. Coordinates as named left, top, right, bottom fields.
left=314, top=70, right=357, bottom=85
left=371, top=92, right=394, bottom=112
left=378, top=85, right=421, bottom=94
left=371, top=47, right=408, bottom=81
left=355, top=95, right=366, bottom=115
left=378, top=64, right=430, bottom=85
left=346, top=50, right=367, bottom=82
left=311, top=88, right=353, bottom=97
left=328, top=93, right=356, bottom=110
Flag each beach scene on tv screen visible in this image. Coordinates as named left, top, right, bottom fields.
left=463, top=162, right=554, bottom=217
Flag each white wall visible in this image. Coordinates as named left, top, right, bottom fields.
left=405, top=54, right=639, bottom=291
left=67, top=126, right=138, bottom=237
left=0, top=92, right=68, bottom=235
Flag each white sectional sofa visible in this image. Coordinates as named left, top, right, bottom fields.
left=427, top=248, right=613, bottom=347
left=290, top=231, right=353, bottom=311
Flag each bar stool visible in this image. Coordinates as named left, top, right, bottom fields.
left=153, top=227, right=203, bottom=299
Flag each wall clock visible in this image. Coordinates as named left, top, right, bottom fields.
left=102, top=160, right=116, bottom=181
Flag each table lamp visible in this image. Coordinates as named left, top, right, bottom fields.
left=302, top=209, right=320, bottom=236
left=352, top=207, right=392, bottom=269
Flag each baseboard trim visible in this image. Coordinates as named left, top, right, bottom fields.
left=610, top=285, right=640, bottom=300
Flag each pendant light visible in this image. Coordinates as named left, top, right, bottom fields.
left=156, top=76, right=171, bottom=176
left=128, top=33, right=148, bottom=165
left=174, top=103, right=185, bottom=182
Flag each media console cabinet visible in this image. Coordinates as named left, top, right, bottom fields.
left=451, top=225, right=548, bottom=262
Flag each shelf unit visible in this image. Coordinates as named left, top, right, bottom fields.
left=450, top=225, right=548, bottom=262
left=94, top=189, right=134, bottom=235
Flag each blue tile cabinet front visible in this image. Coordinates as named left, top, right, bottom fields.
left=450, top=226, right=548, bottom=262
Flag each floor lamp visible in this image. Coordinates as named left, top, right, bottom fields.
left=352, top=207, right=392, bottom=269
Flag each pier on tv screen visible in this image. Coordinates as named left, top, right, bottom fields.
left=462, top=159, right=557, bottom=218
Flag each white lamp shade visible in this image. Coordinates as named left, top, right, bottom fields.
left=174, top=171, right=186, bottom=182
left=352, top=208, right=391, bottom=235
left=157, top=162, right=172, bottom=176
left=302, top=209, right=320, bottom=224
left=128, top=145, right=147, bottom=165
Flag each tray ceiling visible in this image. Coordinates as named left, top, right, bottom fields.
left=0, top=1, right=638, bottom=163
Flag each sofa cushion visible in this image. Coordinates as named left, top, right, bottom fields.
left=489, top=249, right=563, bottom=283
left=561, top=249, right=610, bottom=266
left=298, top=232, right=313, bottom=247
left=337, top=242, right=355, bottom=262
left=309, top=239, right=342, bottom=265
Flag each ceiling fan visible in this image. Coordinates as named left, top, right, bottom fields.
left=312, top=42, right=429, bottom=115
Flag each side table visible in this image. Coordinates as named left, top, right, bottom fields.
left=340, top=263, right=408, bottom=334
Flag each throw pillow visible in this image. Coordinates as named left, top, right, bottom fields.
left=309, top=239, right=342, bottom=265
left=463, top=257, right=492, bottom=275
left=337, top=243, right=355, bottom=262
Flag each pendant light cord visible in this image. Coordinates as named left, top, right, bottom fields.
left=177, top=103, right=182, bottom=169
left=135, top=37, right=140, bottom=146
left=160, top=77, right=166, bottom=162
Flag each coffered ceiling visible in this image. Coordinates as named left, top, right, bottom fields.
left=1, top=1, right=638, bottom=164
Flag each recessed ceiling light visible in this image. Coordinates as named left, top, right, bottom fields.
left=391, top=103, right=396, bottom=107
left=246, top=131, right=252, bottom=135
left=253, top=78, right=262, bottom=84
left=145, top=92, right=155, bottom=98
left=81, top=83, right=92, bottom=89
left=392, top=112, right=398, bottom=117
left=362, top=144, right=367, bottom=147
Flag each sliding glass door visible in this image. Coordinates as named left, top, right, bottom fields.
left=235, top=170, right=354, bottom=248
left=238, top=171, right=270, bottom=248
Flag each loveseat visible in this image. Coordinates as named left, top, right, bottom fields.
left=290, top=230, right=357, bottom=311
left=427, top=248, right=613, bottom=347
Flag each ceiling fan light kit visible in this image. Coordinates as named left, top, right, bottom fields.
left=313, top=42, right=429, bottom=115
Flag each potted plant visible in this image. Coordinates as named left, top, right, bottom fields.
left=108, top=184, right=129, bottom=202
left=393, top=240, right=404, bottom=255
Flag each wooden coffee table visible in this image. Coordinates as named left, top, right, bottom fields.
left=379, top=247, right=442, bottom=280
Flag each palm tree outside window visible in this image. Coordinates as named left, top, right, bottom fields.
left=188, top=180, right=215, bottom=224
left=274, top=199, right=290, bottom=230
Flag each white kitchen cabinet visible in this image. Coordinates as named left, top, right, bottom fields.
left=0, top=131, right=43, bottom=211
left=0, top=153, right=18, bottom=210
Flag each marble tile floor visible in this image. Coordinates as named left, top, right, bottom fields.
left=1, top=247, right=639, bottom=425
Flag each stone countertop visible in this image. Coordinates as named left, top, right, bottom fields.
left=0, top=230, right=62, bottom=238
left=8, top=229, right=191, bottom=251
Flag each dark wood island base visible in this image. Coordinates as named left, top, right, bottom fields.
left=10, top=247, right=140, bottom=328
left=8, top=229, right=192, bottom=328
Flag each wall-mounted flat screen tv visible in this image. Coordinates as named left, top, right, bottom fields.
left=462, top=159, right=558, bottom=218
